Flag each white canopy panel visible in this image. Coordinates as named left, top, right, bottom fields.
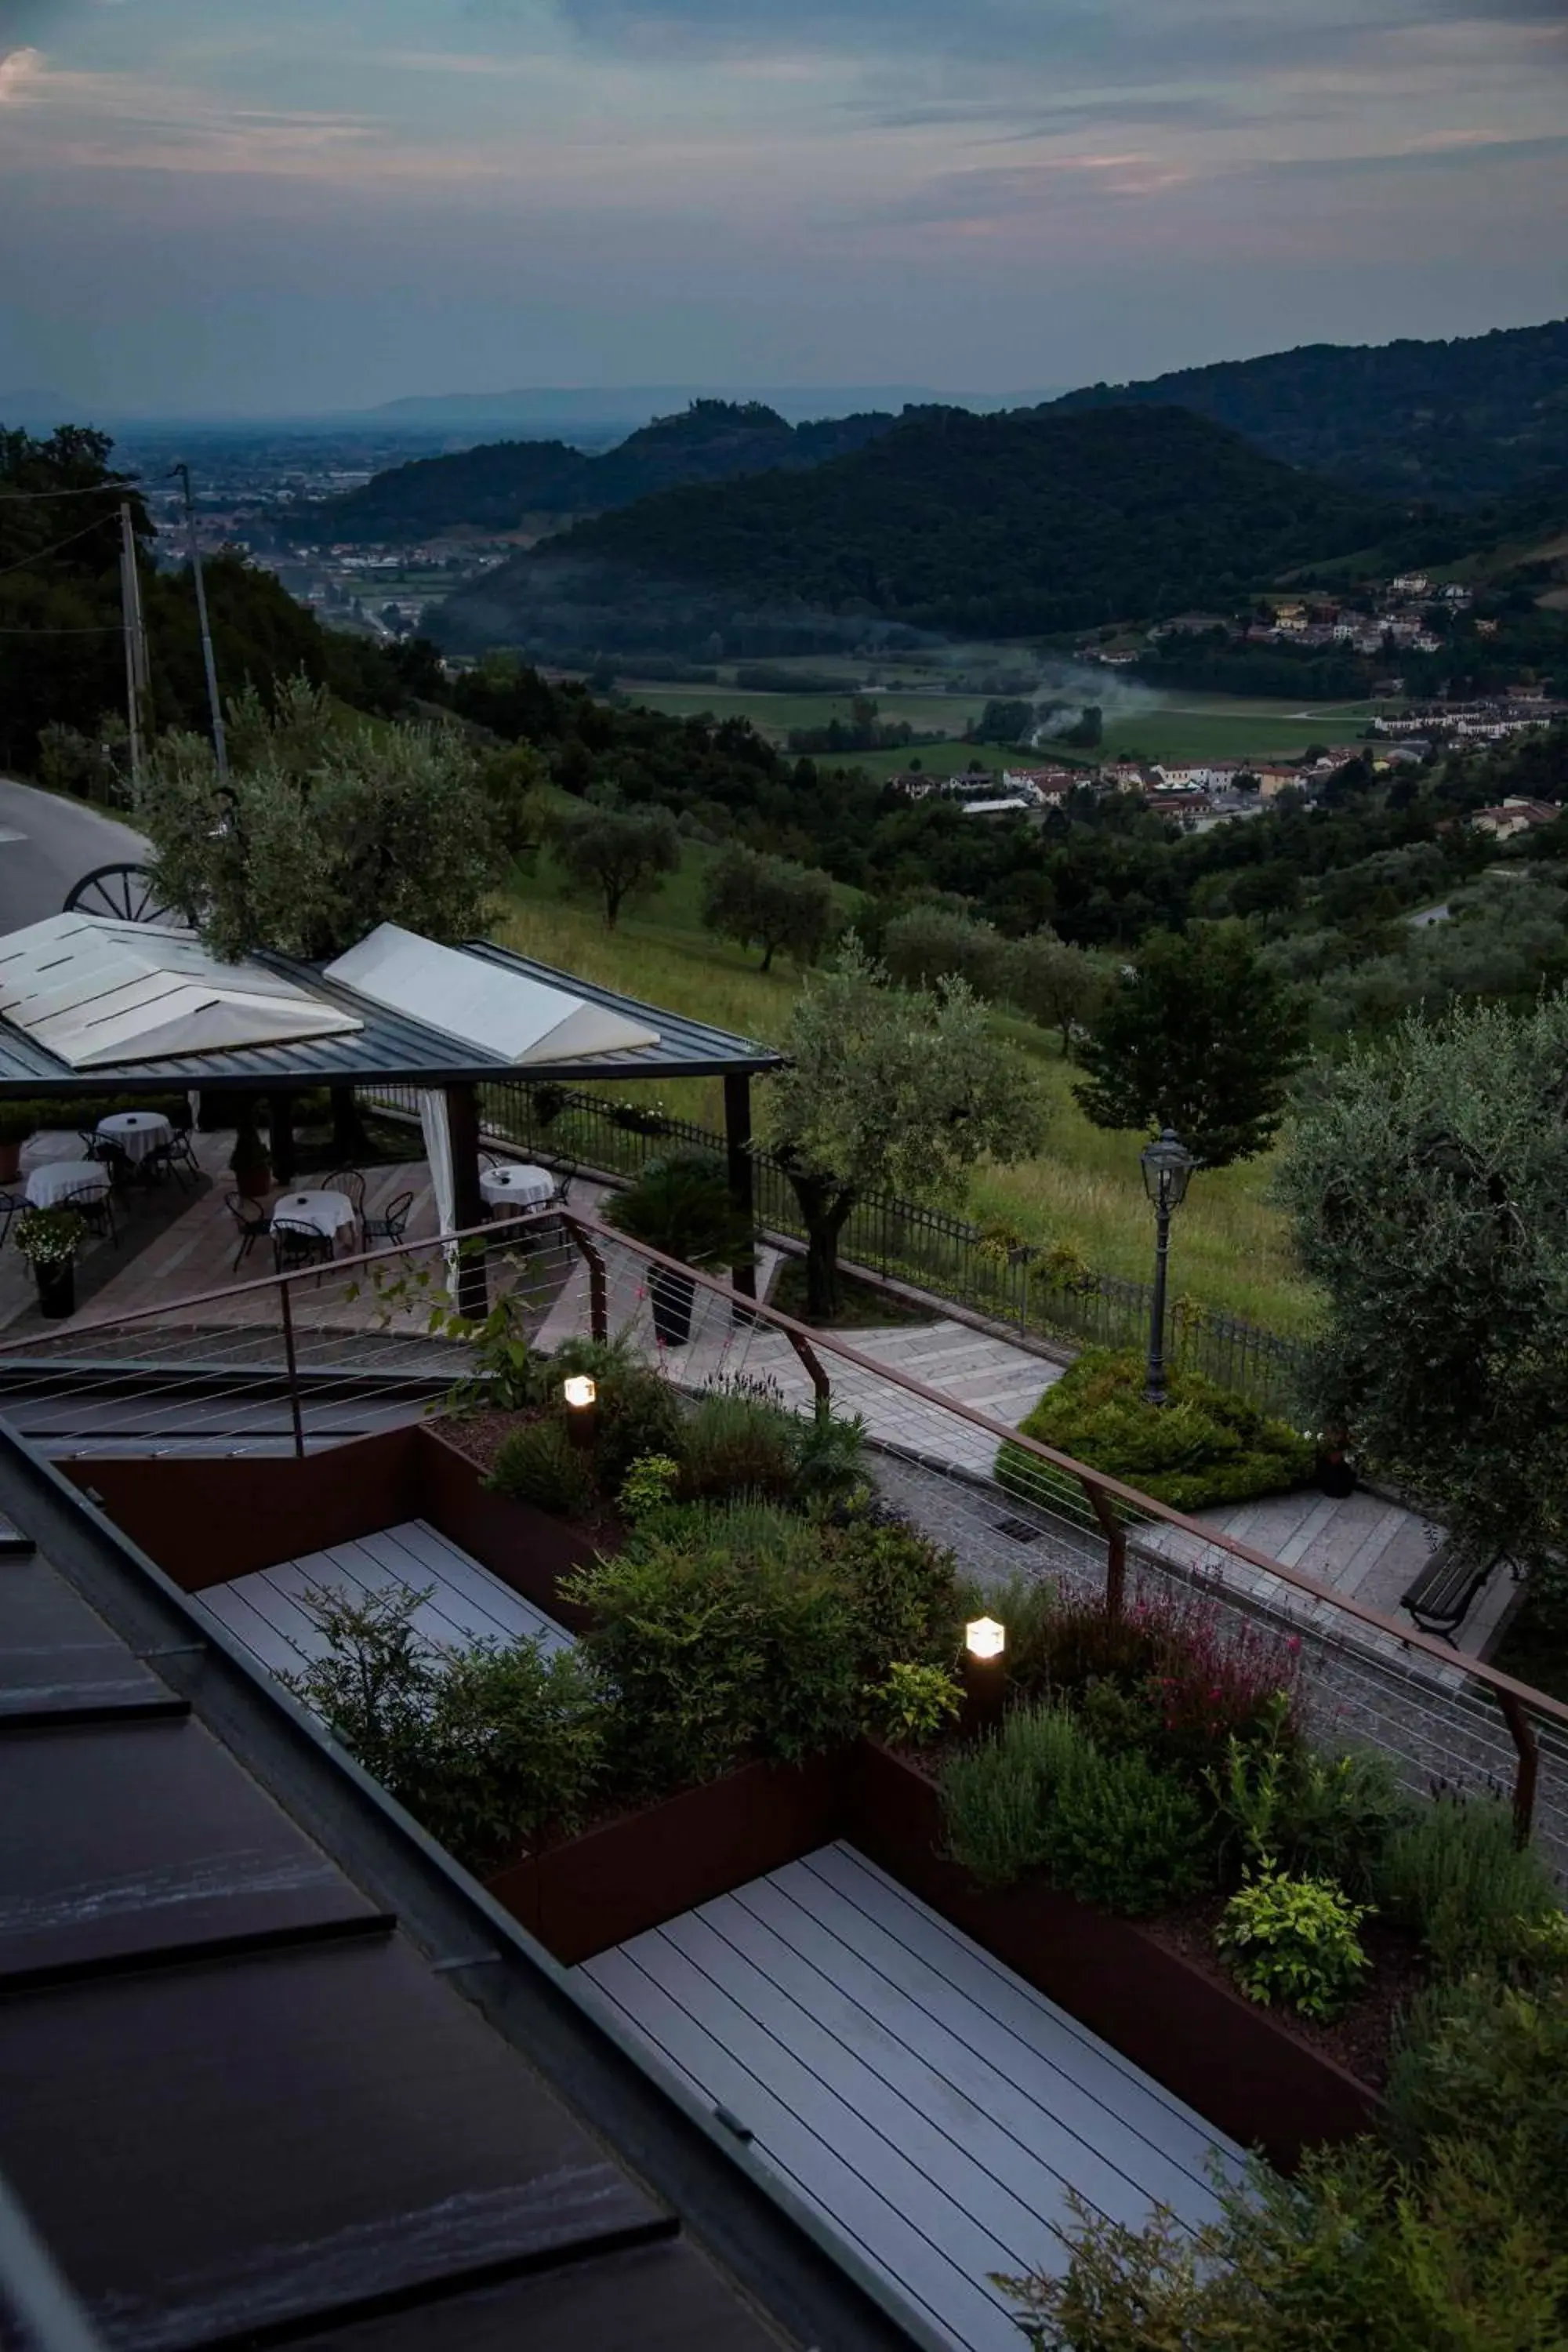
left=326, top=924, right=660, bottom=1065
left=0, top=914, right=362, bottom=1069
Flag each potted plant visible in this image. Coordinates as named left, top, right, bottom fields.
left=229, top=1102, right=272, bottom=1202
left=15, top=1204, right=88, bottom=1319
left=603, top=1151, right=753, bottom=1345
left=0, top=1102, right=38, bottom=1186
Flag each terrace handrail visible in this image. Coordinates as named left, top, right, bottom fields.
left=0, top=1207, right=1559, bottom=1833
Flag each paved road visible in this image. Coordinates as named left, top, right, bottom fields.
left=0, top=779, right=148, bottom=935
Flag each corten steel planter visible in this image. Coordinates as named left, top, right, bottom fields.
left=844, top=1739, right=1381, bottom=2171
left=412, top=1425, right=612, bottom=1631
left=486, top=1756, right=843, bottom=1965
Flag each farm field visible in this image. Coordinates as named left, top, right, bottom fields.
left=619, top=680, right=1381, bottom=769
left=494, top=833, right=1317, bottom=1335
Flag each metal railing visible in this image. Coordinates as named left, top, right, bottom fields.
left=0, top=1206, right=1561, bottom=1870
left=372, top=1078, right=1310, bottom=1414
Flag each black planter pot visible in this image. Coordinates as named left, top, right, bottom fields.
left=35, top=1260, right=77, bottom=1321
left=648, top=1265, right=695, bottom=1347
left=1316, top=1450, right=1356, bottom=1498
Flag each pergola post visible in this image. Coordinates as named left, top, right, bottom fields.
left=444, top=1081, right=489, bottom=1319
left=724, top=1071, right=757, bottom=1309
left=267, top=1093, right=296, bottom=1188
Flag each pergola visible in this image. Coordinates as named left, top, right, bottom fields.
left=0, top=913, right=782, bottom=1301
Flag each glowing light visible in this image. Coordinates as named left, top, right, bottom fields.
left=563, top=1375, right=597, bottom=1410
left=965, top=1616, right=1005, bottom=1662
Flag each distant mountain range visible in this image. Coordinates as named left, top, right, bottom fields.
left=434, top=405, right=1388, bottom=658
left=359, top=383, right=1065, bottom=430
left=1051, top=318, right=1568, bottom=502
left=304, top=400, right=905, bottom=544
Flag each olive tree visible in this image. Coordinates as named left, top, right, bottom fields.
left=700, top=844, right=837, bottom=971
left=1004, top=930, right=1108, bottom=1054
left=551, top=798, right=681, bottom=930
left=765, top=938, right=1048, bottom=1317
left=139, top=676, right=506, bottom=961
left=1278, top=994, right=1568, bottom=1584
left=881, top=904, right=1008, bottom=1000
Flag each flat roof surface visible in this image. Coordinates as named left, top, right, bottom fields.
left=583, top=1844, right=1240, bottom=2352
left=0, top=936, right=781, bottom=1094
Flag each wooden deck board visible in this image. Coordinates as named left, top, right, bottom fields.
left=581, top=1842, right=1238, bottom=2352
left=193, top=1519, right=569, bottom=1678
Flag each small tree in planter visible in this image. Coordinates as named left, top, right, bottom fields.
left=0, top=1102, right=38, bottom=1186
left=15, top=1204, right=88, bottom=1319
left=603, top=1150, right=754, bottom=1345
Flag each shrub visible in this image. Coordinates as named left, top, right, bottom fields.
left=792, top=1405, right=868, bottom=1507
left=1388, top=1975, right=1568, bottom=2235
left=1045, top=1747, right=1207, bottom=1915
left=487, top=1418, right=597, bottom=1519
left=678, top=1389, right=798, bottom=1503
left=863, top=1661, right=964, bottom=1748
left=1377, top=1792, right=1562, bottom=1979
left=942, top=1701, right=1207, bottom=1911
left=942, top=1704, right=1083, bottom=1886
left=1207, top=1704, right=1407, bottom=1898
left=822, top=1512, right=962, bottom=1673
left=619, top=1452, right=681, bottom=1518
left=1217, top=1869, right=1373, bottom=2020
left=602, top=1149, right=753, bottom=1270
left=0, top=1101, right=38, bottom=1146
left=423, top=1639, right=608, bottom=1865
left=998, top=1349, right=1316, bottom=1513
left=996, top=2140, right=1568, bottom=2351
left=285, top=1585, right=607, bottom=1869
left=564, top=1504, right=863, bottom=1791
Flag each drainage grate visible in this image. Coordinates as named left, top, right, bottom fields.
left=993, top=1515, right=1044, bottom=1544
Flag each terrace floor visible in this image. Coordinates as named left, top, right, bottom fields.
left=582, top=1842, right=1240, bottom=2352
left=194, top=1519, right=570, bottom=1681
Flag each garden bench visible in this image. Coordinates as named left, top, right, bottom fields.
left=1403, top=1537, right=1519, bottom=1644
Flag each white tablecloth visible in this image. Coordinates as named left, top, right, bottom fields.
left=96, top=1110, right=172, bottom=1163
left=26, top=1160, right=110, bottom=1208
left=270, top=1189, right=356, bottom=1243
left=480, top=1163, right=556, bottom=1210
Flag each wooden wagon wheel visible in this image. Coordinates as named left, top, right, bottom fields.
left=63, top=864, right=176, bottom=926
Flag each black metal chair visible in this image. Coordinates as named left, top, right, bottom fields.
left=551, top=1159, right=578, bottom=1207
left=87, top=1135, right=136, bottom=1192
left=224, top=1191, right=271, bottom=1272
left=325, top=1167, right=367, bottom=1217
left=64, top=1182, right=116, bottom=1248
left=361, top=1189, right=414, bottom=1251
left=148, top=1122, right=201, bottom=1192
left=272, top=1217, right=333, bottom=1279
left=0, top=1193, right=20, bottom=1249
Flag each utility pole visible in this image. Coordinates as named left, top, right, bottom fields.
left=118, top=502, right=150, bottom=794
left=170, top=461, right=227, bottom=780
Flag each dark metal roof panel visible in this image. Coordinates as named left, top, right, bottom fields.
left=0, top=939, right=781, bottom=1095
left=0, top=1716, right=378, bottom=1982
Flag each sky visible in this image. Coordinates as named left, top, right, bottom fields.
left=0, top=0, right=1565, bottom=415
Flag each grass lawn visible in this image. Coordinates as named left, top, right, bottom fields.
left=619, top=683, right=1379, bottom=771
left=493, top=839, right=1318, bottom=1337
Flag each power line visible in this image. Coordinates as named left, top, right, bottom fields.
left=0, top=514, right=122, bottom=581
left=0, top=481, right=144, bottom=503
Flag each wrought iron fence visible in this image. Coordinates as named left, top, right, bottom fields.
left=449, top=1078, right=1311, bottom=1417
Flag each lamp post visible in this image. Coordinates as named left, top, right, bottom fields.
left=1139, top=1127, right=1196, bottom=1407
left=963, top=1615, right=1007, bottom=1733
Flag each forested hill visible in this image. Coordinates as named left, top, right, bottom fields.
left=1051, top=318, right=1568, bottom=501
left=434, top=404, right=1388, bottom=656
left=303, top=399, right=897, bottom=543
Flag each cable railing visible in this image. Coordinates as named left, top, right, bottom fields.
left=366, top=1077, right=1308, bottom=1413
left=0, top=1205, right=1559, bottom=1872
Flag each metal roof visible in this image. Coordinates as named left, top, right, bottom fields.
left=0, top=935, right=782, bottom=1096
left=0, top=1428, right=914, bottom=2352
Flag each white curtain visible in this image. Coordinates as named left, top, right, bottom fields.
left=416, top=1087, right=460, bottom=1303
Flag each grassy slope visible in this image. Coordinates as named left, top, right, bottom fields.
left=492, top=833, right=1316, bottom=1334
